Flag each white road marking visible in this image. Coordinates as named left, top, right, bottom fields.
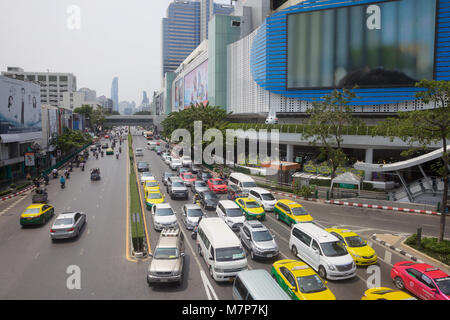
left=80, top=248, right=85, bottom=256
left=384, top=250, right=392, bottom=265
left=34, top=252, right=40, bottom=260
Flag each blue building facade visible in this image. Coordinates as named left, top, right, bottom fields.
left=250, top=0, right=448, bottom=106
left=110, top=77, right=119, bottom=113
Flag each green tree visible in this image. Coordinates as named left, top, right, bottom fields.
left=134, top=111, right=151, bottom=115
left=90, top=108, right=106, bottom=131
left=376, top=80, right=450, bottom=242
left=301, top=88, right=362, bottom=196
left=57, top=130, right=93, bottom=153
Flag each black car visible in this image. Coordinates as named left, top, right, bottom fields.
left=90, top=168, right=101, bottom=181
left=198, top=191, right=219, bottom=210
left=137, top=161, right=149, bottom=172
left=32, top=188, right=48, bottom=203
left=197, top=171, right=213, bottom=183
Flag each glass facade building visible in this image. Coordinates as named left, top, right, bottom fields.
left=111, top=77, right=119, bottom=113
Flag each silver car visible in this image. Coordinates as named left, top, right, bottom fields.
left=50, top=212, right=86, bottom=240
left=163, top=172, right=175, bottom=186
left=151, top=203, right=178, bottom=231
left=190, top=180, right=209, bottom=194
left=181, top=203, right=205, bottom=230
left=239, top=220, right=278, bottom=260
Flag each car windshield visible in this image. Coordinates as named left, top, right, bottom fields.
left=291, top=206, right=309, bottom=216
left=156, top=208, right=174, bottom=216
left=242, top=182, right=256, bottom=188
left=54, top=218, right=73, bottom=225
left=261, top=193, right=275, bottom=201
left=215, top=247, right=245, bottom=262
left=187, top=208, right=203, bottom=217
left=320, top=241, right=348, bottom=257
left=172, top=182, right=185, bottom=188
left=145, top=181, right=159, bottom=187
left=184, top=174, right=194, bottom=179
left=245, top=201, right=260, bottom=209
left=204, top=193, right=217, bottom=200
left=147, top=193, right=162, bottom=199
left=297, top=275, right=327, bottom=294
left=202, top=173, right=212, bottom=179
left=195, top=181, right=207, bottom=187
left=211, top=180, right=224, bottom=185
left=138, top=162, right=148, bottom=167
left=165, top=173, right=174, bottom=179
left=226, top=208, right=243, bottom=217
left=154, top=247, right=179, bottom=259
left=24, top=208, right=41, bottom=214
left=142, top=172, right=152, bottom=177
left=345, top=235, right=366, bottom=248
left=435, top=277, right=450, bottom=295
left=252, top=230, right=273, bottom=242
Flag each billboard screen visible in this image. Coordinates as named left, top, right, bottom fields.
left=0, top=76, right=41, bottom=134
left=287, top=0, right=436, bottom=89
left=173, top=78, right=184, bottom=112
left=184, top=60, right=208, bottom=108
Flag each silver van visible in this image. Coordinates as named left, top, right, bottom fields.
left=232, top=269, right=290, bottom=300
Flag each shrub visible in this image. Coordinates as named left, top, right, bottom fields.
left=405, top=234, right=450, bottom=265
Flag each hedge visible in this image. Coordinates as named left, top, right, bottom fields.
left=405, top=234, right=450, bottom=266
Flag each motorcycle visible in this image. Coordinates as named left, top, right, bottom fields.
left=52, top=171, right=58, bottom=179
left=65, top=171, right=70, bottom=179
left=43, top=176, right=49, bottom=185
left=96, top=154, right=99, bottom=160
left=60, top=181, right=65, bottom=189
left=101, top=152, right=104, bottom=157
left=81, top=164, right=85, bottom=171
left=116, top=153, right=119, bottom=160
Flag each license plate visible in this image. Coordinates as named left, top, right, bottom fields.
left=228, top=277, right=235, bottom=282
left=266, top=254, right=273, bottom=258
left=160, top=279, right=168, bottom=282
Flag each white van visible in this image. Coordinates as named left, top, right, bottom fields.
left=289, top=223, right=356, bottom=280
left=196, top=217, right=248, bottom=282
left=228, top=173, right=257, bottom=193
left=248, top=187, right=277, bottom=211
left=216, top=200, right=245, bottom=231
left=232, top=269, right=290, bottom=300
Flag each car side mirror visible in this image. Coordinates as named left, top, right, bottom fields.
left=313, top=249, right=320, bottom=256
left=181, top=252, right=185, bottom=258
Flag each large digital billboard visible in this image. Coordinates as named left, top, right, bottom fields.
left=0, top=76, right=41, bottom=135
left=184, top=60, right=208, bottom=108
left=287, top=0, right=436, bottom=89
left=173, top=78, right=184, bottom=112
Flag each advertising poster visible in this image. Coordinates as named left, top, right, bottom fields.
left=0, top=76, right=41, bottom=135
left=48, top=109, right=58, bottom=137
left=173, top=79, right=184, bottom=112
left=184, top=60, right=208, bottom=108
left=24, top=153, right=35, bottom=166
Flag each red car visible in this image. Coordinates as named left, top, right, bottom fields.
left=207, top=178, right=228, bottom=193
left=104, top=135, right=109, bottom=139
left=156, top=141, right=160, bottom=146
left=180, top=172, right=196, bottom=186
left=391, top=261, right=450, bottom=300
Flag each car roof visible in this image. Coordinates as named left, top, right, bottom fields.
left=326, top=228, right=358, bottom=238
left=399, top=262, right=448, bottom=278
left=27, top=204, right=46, bottom=209
left=277, top=199, right=302, bottom=207
left=154, top=203, right=172, bottom=209
left=274, top=259, right=316, bottom=277
left=57, top=212, right=78, bottom=219
left=158, top=235, right=179, bottom=248
left=245, top=220, right=268, bottom=231
left=236, top=197, right=255, bottom=202
left=293, top=223, right=339, bottom=243
left=249, top=187, right=271, bottom=194
left=219, top=200, right=240, bottom=208
left=236, top=270, right=290, bottom=300
left=184, top=203, right=201, bottom=210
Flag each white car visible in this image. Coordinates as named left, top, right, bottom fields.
left=151, top=203, right=178, bottom=231
left=50, top=212, right=86, bottom=240
left=170, top=158, right=182, bottom=171
left=216, top=200, right=245, bottom=232
left=181, top=156, right=192, bottom=167
left=140, top=172, right=155, bottom=185
left=248, top=187, right=277, bottom=211
left=135, top=148, right=144, bottom=157
left=164, top=155, right=172, bottom=165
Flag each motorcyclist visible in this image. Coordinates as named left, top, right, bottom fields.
left=116, top=151, right=119, bottom=159
left=96, top=153, right=99, bottom=160
left=119, top=146, right=122, bottom=153
left=101, top=151, right=104, bottom=157
left=81, top=162, right=85, bottom=171
left=43, top=174, right=49, bottom=185
left=64, top=169, right=70, bottom=179
left=60, top=175, right=65, bottom=188
left=69, top=162, right=73, bottom=172
left=33, top=178, right=40, bottom=188
left=193, top=192, right=200, bottom=205
left=52, top=168, right=58, bottom=178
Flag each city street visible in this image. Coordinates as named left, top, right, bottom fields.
left=0, top=132, right=448, bottom=300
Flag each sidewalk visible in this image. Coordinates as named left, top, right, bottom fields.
left=372, top=233, right=450, bottom=274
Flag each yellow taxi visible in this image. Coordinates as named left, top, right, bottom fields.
left=362, top=287, right=416, bottom=300
left=143, top=180, right=160, bottom=192
left=274, top=199, right=314, bottom=226
left=145, top=190, right=165, bottom=210
left=20, top=204, right=55, bottom=226
left=235, top=197, right=265, bottom=220
left=271, top=259, right=336, bottom=300
left=325, top=228, right=377, bottom=266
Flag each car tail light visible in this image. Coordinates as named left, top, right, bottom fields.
left=50, top=229, right=55, bottom=233
left=67, top=228, right=75, bottom=232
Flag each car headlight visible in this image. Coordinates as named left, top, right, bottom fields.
left=214, top=267, right=223, bottom=273
left=327, top=263, right=336, bottom=271
left=253, top=246, right=263, bottom=253
left=353, top=254, right=361, bottom=258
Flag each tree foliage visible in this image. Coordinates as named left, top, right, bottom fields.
left=56, top=130, right=93, bottom=153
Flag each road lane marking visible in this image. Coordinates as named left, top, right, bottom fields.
left=384, top=250, right=392, bottom=265
left=80, top=248, right=85, bottom=256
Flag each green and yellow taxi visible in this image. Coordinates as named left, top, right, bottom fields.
left=361, top=287, right=416, bottom=300
left=271, top=259, right=336, bottom=300
left=20, top=204, right=55, bottom=226
left=235, top=197, right=265, bottom=220
left=145, top=190, right=165, bottom=210
left=274, top=199, right=314, bottom=226
left=325, top=228, right=377, bottom=266
left=106, top=147, right=114, bottom=155
left=143, top=180, right=160, bottom=192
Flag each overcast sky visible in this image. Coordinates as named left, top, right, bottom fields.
left=0, top=0, right=231, bottom=105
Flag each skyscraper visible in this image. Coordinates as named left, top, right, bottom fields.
left=162, top=1, right=201, bottom=80
left=110, top=77, right=119, bottom=113
left=201, top=0, right=234, bottom=41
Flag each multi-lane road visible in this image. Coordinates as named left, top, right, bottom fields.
left=0, top=130, right=448, bottom=300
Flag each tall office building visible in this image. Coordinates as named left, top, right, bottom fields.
left=162, top=1, right=201, bottom=81
left=110, top=77, right=119, bottom=113
left=201, top=0, right=234, bottom=41
left=1, top=66, right=76, bottom=107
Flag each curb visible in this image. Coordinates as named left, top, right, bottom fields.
left=1, top=185, right=36, bottom=201
left=326, top=200, right=442, bottom=216
left=371, top=234, right=424, bottom=263
left=271, top=191, right=317, bottom=202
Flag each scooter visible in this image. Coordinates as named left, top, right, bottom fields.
left=116, top=154, right=119, bottom=159
left=60, top=181, right=65, bottom=189
left=65, top=171, right=70, bottom=179
left=53, top=171, right=58, bottom=179
left=43, top=176, right=49, bottom=186
left=96, top=154, right=99, bottom=160
left=81, top=164, right=85, bottom=171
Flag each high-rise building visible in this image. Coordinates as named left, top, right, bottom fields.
left=162, top=1, right=201, bottom=81
left=201, top=0, right=234, bottom=41
left=110, top=77, right=119, bottom=112
left=1, top=66, right=76, bottom=107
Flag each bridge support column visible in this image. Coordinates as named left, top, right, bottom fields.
left=364, top=148, right=373, bottom=181
left=286, top=144, right=294, bottom=163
